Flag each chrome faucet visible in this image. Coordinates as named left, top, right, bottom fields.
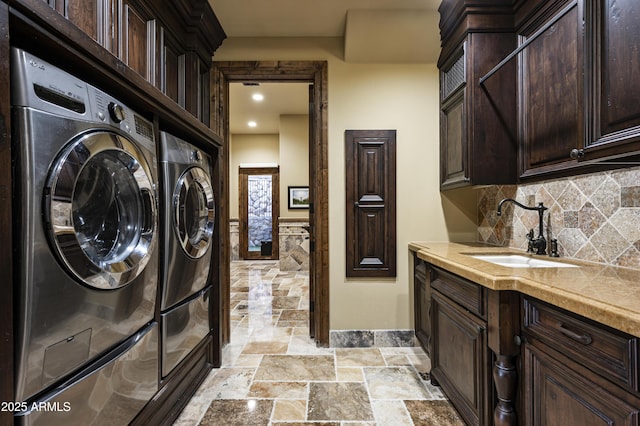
left=497, top=198, right=548, bottom=255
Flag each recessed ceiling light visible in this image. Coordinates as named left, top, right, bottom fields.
left=248, top=121, right=257, bottom=128
left=252, top=93, right=264, bottom=101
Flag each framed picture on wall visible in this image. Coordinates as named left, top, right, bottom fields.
left=288, top=186, right=309, bottom=209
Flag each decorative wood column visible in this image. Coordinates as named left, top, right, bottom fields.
left=487, top=290, right=521, bottom=426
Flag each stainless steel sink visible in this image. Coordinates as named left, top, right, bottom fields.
left=468, top=254, right=578, bottom=268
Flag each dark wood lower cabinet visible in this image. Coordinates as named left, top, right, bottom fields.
left=413, top=259, right=640, bottom=426
left=523, top=341, right=640, bottom=425
left=413, top=256, right=431, bottom=356
left=431, top=290, right=492, bottom=426
left=522, top=296, right=640, bottom=425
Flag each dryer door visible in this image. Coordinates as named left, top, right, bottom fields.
left=46, top=130, right=157, bottom=290
left=174, top=166, right=215, bottom=258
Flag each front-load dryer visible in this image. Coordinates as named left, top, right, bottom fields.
left=11, top=48, right=159, bottom=403
left=159, top=131, right=215, bottom=310
left=159, top=131, right=215, bottom=376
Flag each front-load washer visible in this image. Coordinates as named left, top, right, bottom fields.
left=11, top=48, right=159, bottom=403
left=159, top=131, right=215, bottom=311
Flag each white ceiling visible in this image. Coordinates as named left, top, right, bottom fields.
left=229, top=82, right=310, bottom=134
left=213, top=0, right=443, bottom=134
left=209, top=0, right=442, bottom=38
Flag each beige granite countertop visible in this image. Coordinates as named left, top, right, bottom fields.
left=409, top=242, right=640, bottom=338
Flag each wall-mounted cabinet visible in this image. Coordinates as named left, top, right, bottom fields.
left=439, top=0, right=640, bottom=185
left=39, top=0, right=224, bottom=125
left=517, top=0, right=584, bottom=179
left=515, top=0, right=640, bottom=179
left=438, top=1, right=518, bottom=190
left=585, top=0, right=640, bottom=160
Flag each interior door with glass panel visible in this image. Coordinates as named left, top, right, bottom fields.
left=239, top=166, right=279, bottom=260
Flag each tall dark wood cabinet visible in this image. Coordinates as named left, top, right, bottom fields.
left=438, top=1, right=518, bottom=190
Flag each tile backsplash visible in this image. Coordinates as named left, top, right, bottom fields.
left=477, top=167, right=640, bottom=270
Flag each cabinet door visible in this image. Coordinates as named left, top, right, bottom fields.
left=413, top=257, right=431, bottom=356
left=587, top=0, right=640, bottom=157
left=44, top=0, right=101, bottom=42
left=159, top=26, right=185, bottom=106
left=523, top=342, right=640, bottom=425
left=519, top=0, right=584, bottom=179
left=117, top=0, right=156, bottom=83
left=440, top=51, right=467, bottom=189
left=431, top=290, right=490, bottom=426
left=345, top=130, right=396, bottom=277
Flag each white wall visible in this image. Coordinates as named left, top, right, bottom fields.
left=279, top=114, right=309, bottom=219
left=215, top=37, right=476, bottom=331
left=229, top=133, right=279, bottom=218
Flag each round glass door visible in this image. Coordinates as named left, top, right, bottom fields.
left=174, top=166, right=215, bottom=258
left=46, top=131, right=157, bottom=290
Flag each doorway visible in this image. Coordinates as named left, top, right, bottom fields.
left=239, top=166, right=279, bottom=260
left=211, top=61, right=329, bottom=346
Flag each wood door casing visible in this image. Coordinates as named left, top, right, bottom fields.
left=239, top=167, right=279, bottom=261
left=345, top=129, right=396, bottom=278
left=210, top=61, right=329, bottom=346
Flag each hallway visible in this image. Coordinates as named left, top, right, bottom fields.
left=174, top=261, right=462, bottom=425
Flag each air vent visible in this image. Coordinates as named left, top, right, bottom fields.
left=442, top=53, right=465, bottom=100
left=242, top=82, right=260, bottom=86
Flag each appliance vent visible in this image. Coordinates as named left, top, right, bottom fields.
left=242, top=82, right=260, bottom=86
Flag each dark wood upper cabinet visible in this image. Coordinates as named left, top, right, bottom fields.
left=440, top=0, right=640, bottom=183
left=438, top=1, right=518, bottom=190
left=586, top=0, right=640, bottom=158
left=39, top=0, right=224, bottom=125
left=118, top=0, right=157, bottom=83
left=45, top=0, right=101, bottom=42
left=518, top=0, right=584, bottom=179
left=345, top=130, right=396, bottom=278
left=160, top=26, right=185, bottom=106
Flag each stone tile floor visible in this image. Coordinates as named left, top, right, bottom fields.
left=173, top=260, right=463, bottom=425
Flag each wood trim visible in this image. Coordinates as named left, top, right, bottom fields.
left=209, top=65, right=230, bottom=343
left=239, top=166, right=280, bottom=261
left=132, top=336, right=213, bottom=426
left=279, top=217, right=309, bottom=224
left=210, top=60, right=330, bottom=346
left=0, top=3, right=13, bottom=424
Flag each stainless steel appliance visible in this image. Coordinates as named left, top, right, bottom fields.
left=159, top=131, right=215, bottom=377
left=11, top=48, right=159, bottom=423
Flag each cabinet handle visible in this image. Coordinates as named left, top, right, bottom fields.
left=557, top=323, right=593, bottom=345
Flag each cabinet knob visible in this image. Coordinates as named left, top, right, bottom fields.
left=513, top=335, right=522, bottom=346
left=569, top=148, right=585, bottom=160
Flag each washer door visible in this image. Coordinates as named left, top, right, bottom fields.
left=174, top=166, right=215, bottom=258
left=46, top=131, right=157, bottom=290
